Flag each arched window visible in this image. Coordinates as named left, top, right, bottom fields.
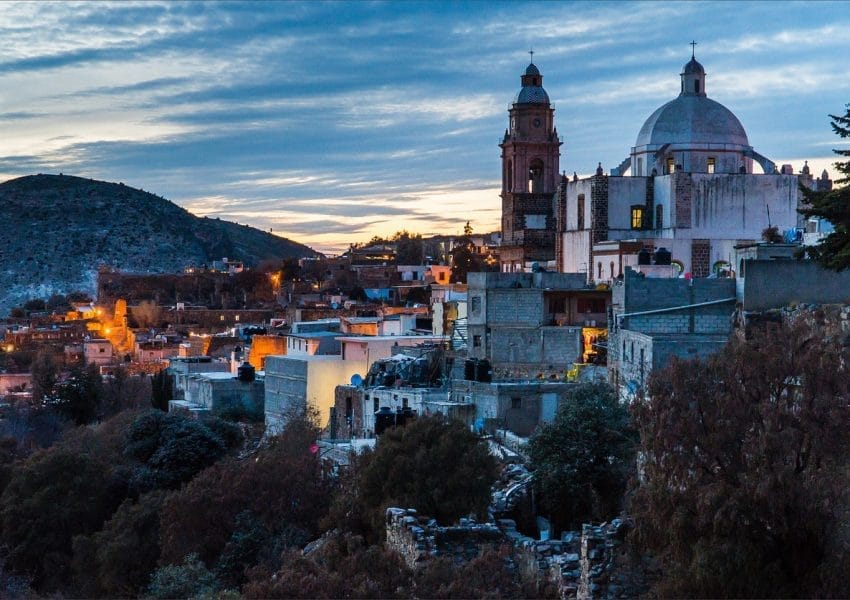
left=695, top=80, right=700, bottom=94
left=597, top=262, right=602, bottom=280
left=506, top=160, right=512, bottom=191
left=713, top=260, right=731, bottom=277
left=610, top=261, right=615, bottom=280
left=671, top=260, right=685, bottom=276
left=528, top=159, right=544, bottom=193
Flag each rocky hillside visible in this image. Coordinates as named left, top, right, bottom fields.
left=0, top=174, right=318, bottom=311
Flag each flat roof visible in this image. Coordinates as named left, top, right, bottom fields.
left=337, top=335, right=447, bottom=343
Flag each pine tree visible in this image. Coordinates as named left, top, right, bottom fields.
left=799, top=104, right=850, bottom=270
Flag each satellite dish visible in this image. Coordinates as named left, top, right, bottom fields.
left=350, top=374, right=363, bottom=387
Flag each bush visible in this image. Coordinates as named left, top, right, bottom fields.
left=529, top=383, right=636, bottom=533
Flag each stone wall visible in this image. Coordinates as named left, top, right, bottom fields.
left=385, top=507, right=641, bottom=599
left=386, top=508, right=504, bottom=569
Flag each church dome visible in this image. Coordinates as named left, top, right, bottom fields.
left=514, top=85, right=550, bottom=104
left=514, top=61, right=550, bottom=105
left=682, top=56, right=704, bottom=74
left=635, top=94, right=749, bottom=147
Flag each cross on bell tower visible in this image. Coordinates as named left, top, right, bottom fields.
left=499, top=55, right=562, bottom=269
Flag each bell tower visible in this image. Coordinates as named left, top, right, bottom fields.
left=500, top=55, right=562, bottom=271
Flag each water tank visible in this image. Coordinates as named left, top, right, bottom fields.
left=375, top=406, right=395, bottom=436
left=476, top=359, right=492, bottom=383
left=395, top=407, right=416, bottom=428
left=464, top=358, right=477, bottom=381
left=653, top=247, right=672, bottom=265
left=237, top=361, right=255, bottom=382
left=637, top=248, right=651, bottom=265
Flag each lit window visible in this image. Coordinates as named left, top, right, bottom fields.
left=707, top=157, right=715, bottom=174
left=666, top=158, right=675, bottom=174
left=631, top=206, right=644, bottom=229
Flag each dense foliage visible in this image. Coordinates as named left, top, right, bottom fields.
left=799, top=104, right=850, bottom=269
left=631, top=319, right=850, bottom=597
left=529, top=382, right=636, bottom=533
left=332, top=415, right=499, bottom=540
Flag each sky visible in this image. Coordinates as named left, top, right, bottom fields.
left=0, top=1, right=848, bottom=255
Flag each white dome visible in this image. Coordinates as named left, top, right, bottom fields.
left=635, top=94, right=749, bottom=148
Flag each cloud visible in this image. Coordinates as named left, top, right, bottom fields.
left=0, top=0, right=847, bottom=250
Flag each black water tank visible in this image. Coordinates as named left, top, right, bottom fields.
left=637, top=248, right=651, bottom=265
left=476, top=359, right=492, bottom=383
left=375, top=407, right=395, bottom=436
left=395, top=407, right=416, bottom=428
left=464, top=358, right=477, bottom=381
left=237, top=361, right=255, bottom=382
left=654, top=247, right=672, bottom=265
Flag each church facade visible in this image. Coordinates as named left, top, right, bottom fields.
left=499, top=53, right=832, bottom=280
left=498, top=61, right=562, bottom=272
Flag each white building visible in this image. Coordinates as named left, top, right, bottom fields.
left=555, top=53, right=831, bottom=282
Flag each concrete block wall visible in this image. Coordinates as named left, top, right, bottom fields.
left=742, top=260, right=850, bottom=311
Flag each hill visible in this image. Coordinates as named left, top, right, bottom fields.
left=0, top=174, right=318, bottom=311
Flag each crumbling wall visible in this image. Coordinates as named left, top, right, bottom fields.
left=385, top=507, right=645, bottom=599
left=385, top=508, right=503, bottom=569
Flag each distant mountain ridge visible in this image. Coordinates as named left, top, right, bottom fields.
left=0, top=174, right=318, bottom=312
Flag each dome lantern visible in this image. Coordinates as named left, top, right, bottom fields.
left=681, top=42, right=706, bottom=96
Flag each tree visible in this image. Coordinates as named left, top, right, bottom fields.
left=146, top=554, right=222, bottom=599
left=130, top=300, right=162, bottom=328
left=51, top=362, right=102, bottom=425
left=449, top=222, right=496, bottom=283
left=631, top=318, right=850, bottom=597
left=124, top=410, right=233, bottom=493
left=339, top=415, right=498, bottom=539
left=242, top=534, right=412, bottom=599
left=0, top=449, right=125, bottom=590
left=72, top=490, right=168, bottom=598
left=30, top=347, right=59, bottom=404
left=392, top=230, right=424, bottom=265
left=150, top=368, right=173, bottom=411
left=529, top=383, right=636, bottom=534
left=798, top=104, right=850, bottom=269
left=158, top=413, right=330, bottom=571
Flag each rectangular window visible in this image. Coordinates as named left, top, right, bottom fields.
left=511, top=397, right=522, bottom=410
left=472, top=335, right=481, bottom=348
left=524, top=214, right=547, bottom=229
left=631, top=206, right=644, bottom=229
left=470, top=296, right=482, bottom=316
left=373, top=398, right=379, bottom=413
left=577, top=298, right=606, bottom=313
left=577, top=194, right=585, bottom=230
left=707, top=157, right=716, bottom=174
left=666, top=158, right=675, bottom=174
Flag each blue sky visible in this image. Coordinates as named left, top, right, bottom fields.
left=0, top=1, right=847, bottom=254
